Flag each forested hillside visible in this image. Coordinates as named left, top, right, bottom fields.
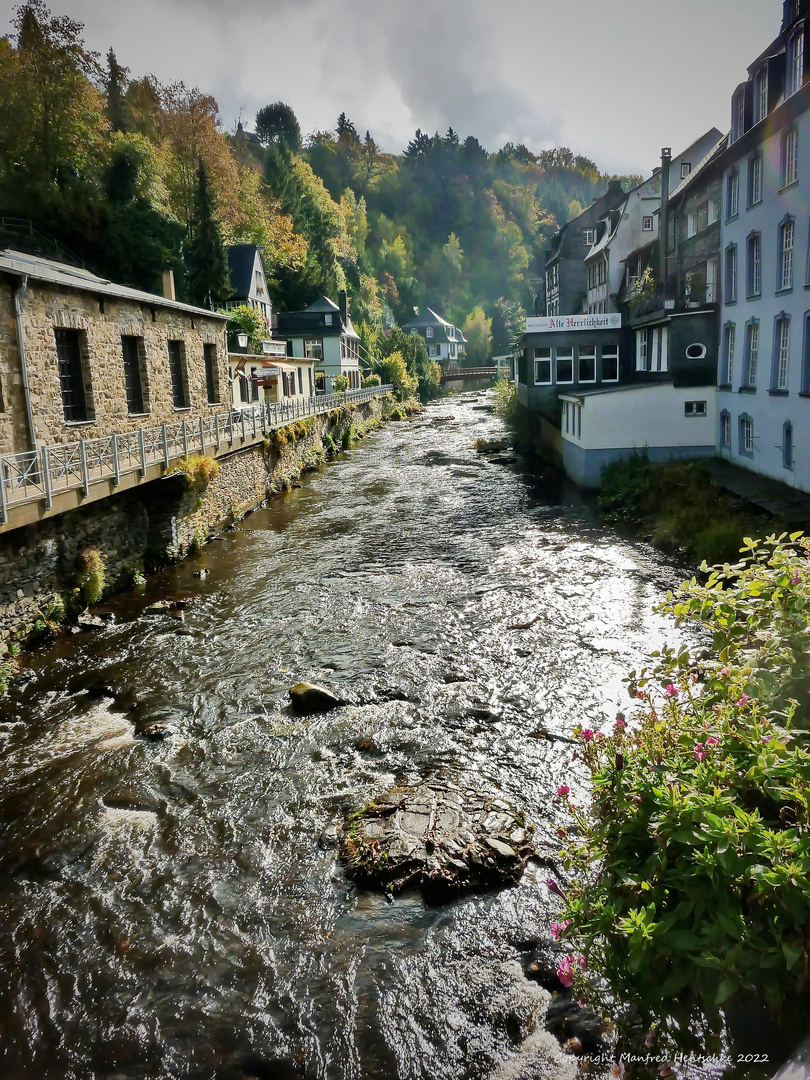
left=0, top=1, right=641, bottom=360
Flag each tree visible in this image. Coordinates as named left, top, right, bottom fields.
left=186, top=158, right=231, bottom=308
left=255, top=101, right=301, bottom=153
left=105, top=48, right=128, bottom=132
left=462, top=306, right=492, bottom=365
left=336, top=112, right=358, bottom=140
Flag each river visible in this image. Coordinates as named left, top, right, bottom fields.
left=0, top=396, right=693, bottom=1080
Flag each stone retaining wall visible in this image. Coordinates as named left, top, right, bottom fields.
left=0, top=396, right=389, bottom=651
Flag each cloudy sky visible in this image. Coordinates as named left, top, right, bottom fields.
left=2, top=0, right=781, bottom=176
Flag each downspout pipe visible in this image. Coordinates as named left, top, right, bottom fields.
left=12, top=274, right=37, bottom=451
left=659, top=148, right=672, bottom=300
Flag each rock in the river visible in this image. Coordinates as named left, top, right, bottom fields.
left=135, top=721, right=171, bottom=741
left=288, top=682, right=341, bottom=715
left=77, top=613, right=107, bottom=630
left=339, top=782, right=534, bottom=897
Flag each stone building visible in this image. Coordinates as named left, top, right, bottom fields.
left=0, top=249, right=229, bottom=455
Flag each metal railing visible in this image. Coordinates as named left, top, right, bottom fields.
left=0, top=385, right=392, bottom=523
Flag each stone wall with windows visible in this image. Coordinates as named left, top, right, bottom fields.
left=0, top=277, right=228, bottom=455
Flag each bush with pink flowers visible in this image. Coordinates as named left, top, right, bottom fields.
left=557, top=534, right=810, bottom=1042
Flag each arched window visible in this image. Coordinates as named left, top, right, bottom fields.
left=719, top=410, right=731, bottom=449
left=739, top=413, right=754, bottom=457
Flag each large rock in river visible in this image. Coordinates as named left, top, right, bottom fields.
left=339, top=782, right=533, bottom=897
left=288, top=682, right=342, bottom=715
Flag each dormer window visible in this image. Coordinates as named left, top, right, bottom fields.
left=642, top=215, right=654, bottom=232
left=731, top=86, right=746, bottom=142
left=426, top=326, right=434, bottom=338
left=787, top=24, right=805, bottom=96
left=754, top=66, right=769, bottom=123
left=583, top=228, right=596, bottom=246
left=324, top=313, right=333, bottom=325
left=681, top=162, right=691, bottom=179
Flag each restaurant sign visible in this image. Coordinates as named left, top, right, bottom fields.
left=525, top=314, right=622, bottom=333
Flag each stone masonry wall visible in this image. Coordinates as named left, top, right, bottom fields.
left=0, top=396, right=389, bottom=651
left=0, top=276, right=228, bottom=455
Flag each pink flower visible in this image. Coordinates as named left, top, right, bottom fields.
left=595, top=732, right=606, bottom=743
left=705, top=736, right=719, bottom=747
left=556, top=785, right=570, bottom=798
left=665, top=684, right=680, bottom=697
left=546, top=877, right=566, bottom=899
left=719, top=667, right=730, bottom=678
left=615, top=711, right=626, bottom=724
left=571, top=750, right=579, bottom=761
left=736, top=694, right=750, bottom=706
left=761, top=733, right=772, bottom=744
left=610, top=1063, right=626, bottom=1079
left=550, top=919, right=571, bottom=940
left=694, top=743, right=708, bottom=761
left=792, top=571, right=801, bottom=585
left=556, top=953, right=586, bottom=988
left=580, top=728, right=594, bottom=742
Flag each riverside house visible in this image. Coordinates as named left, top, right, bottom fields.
left=276, top=293, right=362, bottom=392
left=0, top=248, right=228, bottom=457
left=400, top=307, right=467, bottom=370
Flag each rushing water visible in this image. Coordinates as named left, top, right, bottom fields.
left=0, top=397, right=695, bottom=1080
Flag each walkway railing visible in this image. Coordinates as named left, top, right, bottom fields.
left=0, top=385, right=392, bottom=523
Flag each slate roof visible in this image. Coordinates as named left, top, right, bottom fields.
left=276, top=295, right=359, bottom=338
left=0, top=249, right=228, bottom=319
left=227, top=244, right=260, bottom=300
left=401, top=307, right=467, bottom=343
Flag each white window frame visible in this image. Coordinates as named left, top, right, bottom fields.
left=684, top=400, right=707, bottom=417
left=746, top=321, right=759, bottom=386
left=723, top=324, right=735, bottom=385
left=780, top=219, right=795, bottom=290
left=755, top=66, right=769, bottom=124
left=726, top=245, right=737, bottom=304
left=749, top=154, right=763, bottom=206
left=776, top=318, right=791, bottom=390
left=748, top=233, right=761, bottom=297
left=721, top=411, right=731, bottom=448
left=601, top=347, right=619, bottom=382
left=578, top=346, right=596, bottom=384
left=726, top=172, right=739, bottom=219
left=556, top=347, right=574, bottom=384
left=681, top=162, right=692, bottom=179
left=732, top=87, right=746, bottom=142
left=782, top=129, right=799, bottom=188
left=741, top=415, right=754, bottom=454
left=787, top=26, right=805, bottom=96
left=533, top=347, right=552, bottom=385
left=425, top=326, right=434, bottom=339
left=642, top=215, right=654, bottom=232
left=636, top=330, right=648, bottom=372
left=583, top=228, right=596, bottom=246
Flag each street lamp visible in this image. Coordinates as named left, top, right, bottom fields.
left=237, top=332, right=249, bottom=349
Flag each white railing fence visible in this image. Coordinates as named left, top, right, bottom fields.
left=0, top=385, right=393, bottom=522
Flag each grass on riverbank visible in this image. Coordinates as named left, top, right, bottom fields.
left=598, top=455, right=781, bottom=565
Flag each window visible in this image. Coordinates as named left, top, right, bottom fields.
left=739, top=414, right=754, bottom=455
left=775, top=316, right=791, bottom=389
left=324, top=313, right=332, bottom=326
left=55, top=327, right=92, bottom=422
left=636, top=330, right=648, bottom=372
left=706, top=258, right=719, bottom=303
left=250, top=365, right=259, bottom=402
left=121, top=335, right=147, bottom=414
left=695, top=200, right=710, bottom=233
left=724, top=245, right=737, bottom=304
left=534, top=347, right=552, bottom=385
left=720, top=410, right=731, bottom=448
left=425, top=327, right=434, bottom=338
left=602, top=346, right=619, bottom=382
left=578, top=346, right=596, bottom=383
left=722, top=323, right=735, bottom=385
left=732, top=86, right=746, bottom=142
left=298, top=367, right=303, bottom=395
left=748, top=153, right=763, bottom=206
left=203, top=343, right=220, bottom=404
left=784, top=421, right=794, bottom=469
left=779, top=219, right=795, bottom=290
left=746, top=233, right=761, bottom=298
left=684, top=400, right=707, bottom=416
left=744, top=321, right=759, bottom=386
left=556, top=347, right=573, bottom=383
left=681, top=162, right=692, bottom=179
left=782, top=129, right=799, bottom=187
left=787, top=26, right=805, bottom=96
left=429, top=344, right=440, bottom=357
left=726, top=172, right=739, bottom=219
left=167, top=340, right=189, bottom=408
left=588, top=264, right=596, bottom=289
left=642, top=215, right=654, bottom=232
left=583, top=228, right=595, bottom=246
left=304, top=338, right=323, bottom=360
left=755, top=66, right=769, bottom=123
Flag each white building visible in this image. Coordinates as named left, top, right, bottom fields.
left=276, top=294, right=363, bottom=392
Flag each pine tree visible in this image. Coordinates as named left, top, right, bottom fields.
left=336, top=112, right=358, bottom=140
left=186, top=158, right=230, bottom=309
left=105, top=48, right=129, bottom=132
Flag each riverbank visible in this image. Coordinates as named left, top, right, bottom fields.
left=0, top=393, right=420, bottom=682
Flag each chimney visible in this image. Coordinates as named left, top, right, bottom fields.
left=162, top=268, right=176, bottom=301
left=659, top=148, right=672, bottom=299
left=338, top=289, right=348, bottom=325
left=607, top=179, right=624, bottom=199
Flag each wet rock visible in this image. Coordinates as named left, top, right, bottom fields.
left=77, top=613, right=107, bottom=631
left=143, top=601, right=172, bottom=616
left=175, top=627, right=195, bottom=637
left=288, top=682, right=341, bottom=715
left=171, top=598, right=193, bottom=610
left=135, top=721, right=171, bottom=741
left=545, top=996, right=609, bottom=1056
left=319, top=822, right=340, bottom=848
left=339, top=782, right=534, bottom=897
left=95, top=611, right=116, bottom=623
left=103, top=794, right=162, bottom=813
left=193, top=568, right=209, bottom=578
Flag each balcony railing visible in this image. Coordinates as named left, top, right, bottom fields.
left=0, top=385, right=392, bottom=524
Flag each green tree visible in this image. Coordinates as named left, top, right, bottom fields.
left=462, top=306, right=493, bottom=365
left=105, top=48, right=129, bottom=132
left=186, top=157, right=230, bottom=308
left=255, top=101, right=301, bottom=153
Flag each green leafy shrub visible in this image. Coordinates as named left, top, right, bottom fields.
left=558, top=534, right=810, bottom=1047
left=362, top=373, right=381, bottom=387
left=77, top=547, right=106, bottom=605
left=169, top=454, right=219, bottom=491
left=219, top=304, right=268, bottom=354
left=491, top=378, right=517, bottom=424
left=332, top=373, right=350, bottom=393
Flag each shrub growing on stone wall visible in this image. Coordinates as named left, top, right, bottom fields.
left=77, top=547, right=106, bottom=605
left=169, top=454, right=220, bottom=492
